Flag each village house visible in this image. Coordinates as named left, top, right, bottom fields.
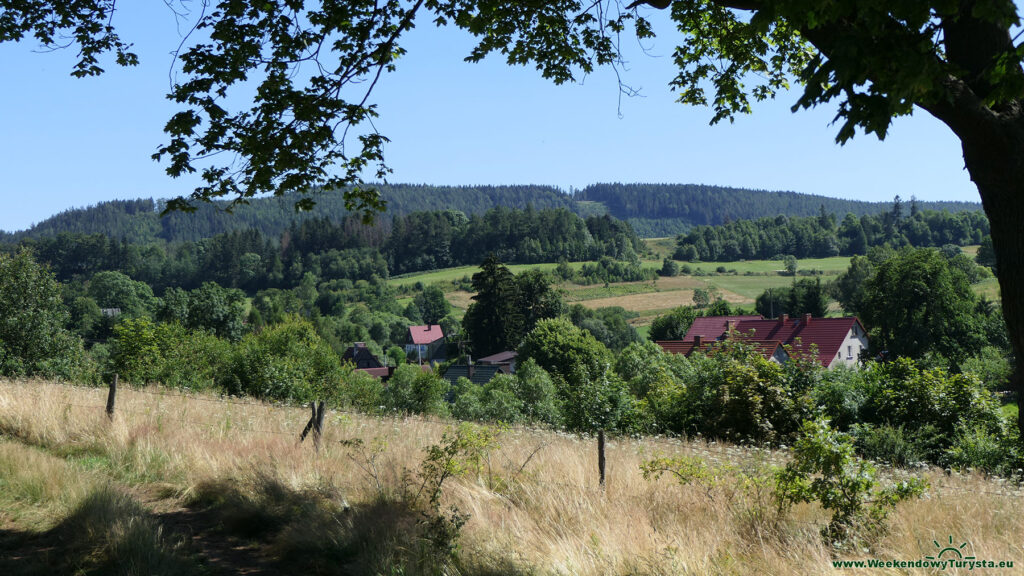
left=405, top=324, right=446, bottom=364
left=476, top=350, right=518, bottom=373
left=441, top=363, right=510, bottom=387
left=657, top=314, right=868, bottom=368
left=341, top=342, right=391, bottom=379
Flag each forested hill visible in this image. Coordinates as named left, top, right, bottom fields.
left=4, top=184, right=572, bottom=243
left=577, top=183, right=982, bottom=237
left=3, top=182, right=986, bottom=243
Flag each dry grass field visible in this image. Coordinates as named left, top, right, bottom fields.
left=0, top=379, right=1022, bottom=575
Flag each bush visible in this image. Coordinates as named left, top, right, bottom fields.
left=682, top=344, right=813, bottom=442
left=961, top=346, right=1013, bottom=391
left=225, top=317, right=343, bottom=402
left=775, top=419, right=927, bottom=544
left=382, top=364, right=450, bottom=417
left=514, top=359, right=562, bottom=427
left=110, top=318, right=231, bottom=390
left=337, top=365, right=384, bottom=412
left=451, top=377, right=484, bottom=421
left=811, top=369, right=868, bottom=431
left=849, top=424, right=941, bottom=467
left=859, top=358, right=1003, bottom=441
left=942, top=424, right=1022, bottom=475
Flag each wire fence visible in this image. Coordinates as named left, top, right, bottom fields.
left=10, top=380, right=1024, bottom=501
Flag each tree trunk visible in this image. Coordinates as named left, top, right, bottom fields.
left=957, top=114, right=1024, bottom=435
left=598, top=429, right=606, bottom=488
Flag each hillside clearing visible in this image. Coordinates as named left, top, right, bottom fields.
left=0, top=380, right=1021, bottom=575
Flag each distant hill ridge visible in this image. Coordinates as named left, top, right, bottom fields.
left=577, top=183, right=981, bottom=237
left=3, top=184, right=572, bottom=243
left=2, top=182, right=982, bottom=242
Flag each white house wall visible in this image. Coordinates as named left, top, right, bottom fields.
left=827, top=325, right=870, bottom=369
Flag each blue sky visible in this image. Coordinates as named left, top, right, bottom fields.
left=0, top=3, right=979, bottom=232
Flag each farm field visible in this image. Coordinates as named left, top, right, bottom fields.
left=0, top=379, right=1021, bottom=575
left=392, top=247, right=995, bottom=328
left=393, top=256, right=854, bottom=324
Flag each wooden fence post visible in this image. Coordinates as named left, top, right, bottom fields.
left=598, top=429, right=606, bottom=488
left=313, top=401, right=326, bottom=452
left=299, top=402, right=316, bottom=443
left=105, top=374, right=118, bottom=421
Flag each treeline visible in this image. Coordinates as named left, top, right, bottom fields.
left=576, top=183, right=981, bottom=224
left=9, top=207, right=645, bottom=295
left=5, top=184, right=574, bottom=243
left=674, top=200, right=990, bottom=261
left=388, top=208, right=644, bottom=275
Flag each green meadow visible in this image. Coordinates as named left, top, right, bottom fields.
left=389, top=247, right=992, bottom=328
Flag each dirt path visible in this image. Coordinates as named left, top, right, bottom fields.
left=136, top=486, right=286, bottom=576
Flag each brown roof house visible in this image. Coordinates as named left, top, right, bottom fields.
left=657, top=335, right=790, bottom=365
left=405, top=324, right=446, bottom=363
left=476, top=350, right=518, bottom=373
left=342, top=342, right=391, bottom=379
left=657, top=314, right=869, bottom=368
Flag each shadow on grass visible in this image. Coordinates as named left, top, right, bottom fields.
left=0, top=488, right=197, bottom=576
left=184, top=474, right=536, bottom=575
left=0, top=476, right=534, bottom=576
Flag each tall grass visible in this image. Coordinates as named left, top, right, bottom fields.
left=0, top=379, right=1021, bottom=575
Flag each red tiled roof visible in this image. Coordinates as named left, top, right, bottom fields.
left=408, top=324, right=445, bottom=345
left=745, top=340, right=787, bottom=360
left=657, top=338, right=788, bottom=363
left=684, top=315, right=764, bottom=341
left=656, top=341, right=699, bottom=356
left=683, top=315, right=865, bottom=367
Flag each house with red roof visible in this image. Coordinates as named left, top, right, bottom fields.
left=658, top=314, right=869, bottom=368
left=405, top=324, right=446, bottom=363
left=657, top=335, right=790, bottom=365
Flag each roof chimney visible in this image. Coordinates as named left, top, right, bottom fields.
left=726, top=320, right=736, bottom=333
left=780, top=314, right=788, bottom=324
left=803, top=313, right=812, bottom=325
left=694, top=335, right=702, bottom=347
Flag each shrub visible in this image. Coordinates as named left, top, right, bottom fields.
left=860, top=358, right=1003, bottom=441
left=477, top=374, right=525, bottom=424
left=961, top=346, right=1013, bottom=391
left=514, top=359, right=562, bottom=427
left=451, top=377, right=484, bottom=421
left=658, top=258, right=679, bottom=277
left=775, top=419, right=927, bottom=544
left=682, top=344, right=813, bottom=443
left=849, top=424, right=942, bottom=467
left=811, top=368, right=868, bottom=431
left=337, top=365, right=384, bottom=412
left=383, top=364, right=450, bottom=417
left=942, top=424, right=1022, bottom=475
left=225, top=317, right=343, bottom=402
